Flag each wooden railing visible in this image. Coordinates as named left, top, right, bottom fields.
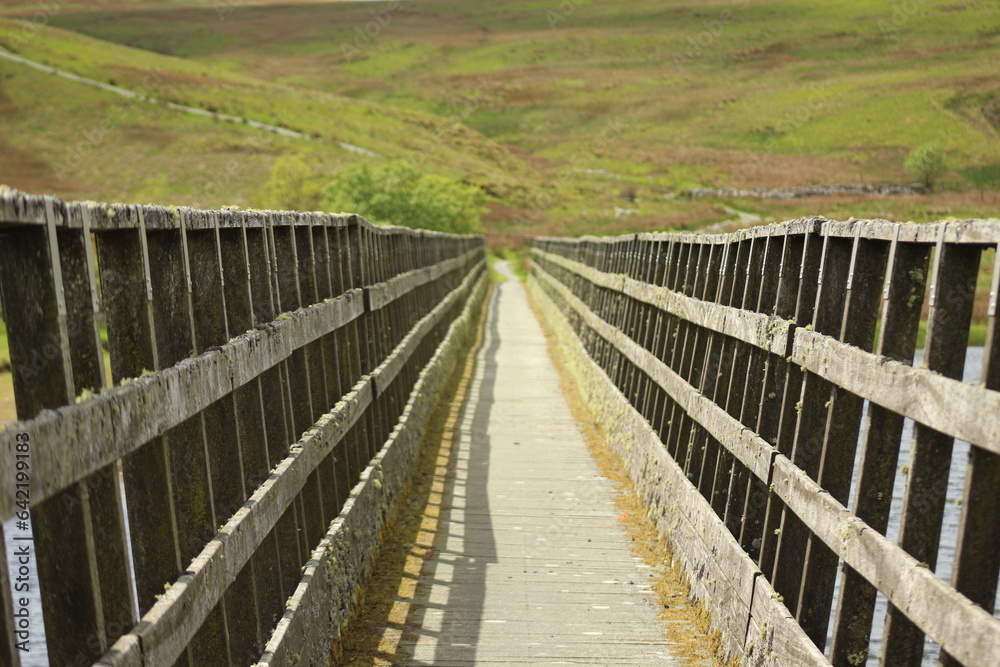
left=530, top=218, right=1000, bottom=667
left=0, top=189, right=487, bottom=666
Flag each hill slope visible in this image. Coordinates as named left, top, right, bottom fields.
left=0, top=16, right=543, bottom=211
left=1, top=0, right=998, bottom=234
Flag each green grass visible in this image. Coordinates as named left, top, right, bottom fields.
left=968, top=323, right=989, bottom=348
left=0, top=17, right=542, bottom=209
left=0, top=0, right=996, bottom=236
left=913, top=320, right=988, bottom=348
left=0, top=318, right=9, bottom=372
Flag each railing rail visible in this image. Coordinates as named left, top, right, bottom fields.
left=0, top=189, right=486, bottom=666
left=530, top=217, right=1000, bottom=666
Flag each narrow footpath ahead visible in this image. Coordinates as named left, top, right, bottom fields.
left=346, top=271, right=708, bottom=665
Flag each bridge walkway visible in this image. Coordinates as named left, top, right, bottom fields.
left=344, top=269, right=711, bottom=666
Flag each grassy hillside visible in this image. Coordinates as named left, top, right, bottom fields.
left=0, top=16, right=543, bottom=209
left=0, top=0, right=997, bottom=235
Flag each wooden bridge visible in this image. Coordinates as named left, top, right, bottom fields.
left=0, top=190, right=997, bottom=666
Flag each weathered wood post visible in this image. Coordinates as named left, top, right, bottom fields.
left=829, top=226, right=929, bottom=662
left=883, top=229, right=982, bottom=664
left=941, top=239, right=1000, bottom=666
left=1, top=199, right=136, bottom=665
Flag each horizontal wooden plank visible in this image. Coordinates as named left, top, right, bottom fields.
left=0, top=189, right=482, bottom=240
left=771, top=454, right=1000, bottom=666
left=537, top=250, right=792, bottom=357
left=93, top=633, right=143, bottom=667
left=535, top=217, right=1000, bottom=247
left=95, top=379, right=374, bottom=666
left=791, top=329, right=1000, bottom=455
left=634, top=284, right=790, bottom=358
left=0, top=288, right=365, bottom=522
left=365, top=249, right=481, bottom=312
left=746, top=574, right=828, bottom=667
left=0, top=189, right=349, bottom=231
left=373, top=260, right=485, bottom=396
left=532, top=263, right=777, bottom=483
left=7, top=189, right=998, bottom=244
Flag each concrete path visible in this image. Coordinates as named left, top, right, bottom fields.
left=394, top=281, right=683, bottom=665
left=493, top=259, right=518, bottom=280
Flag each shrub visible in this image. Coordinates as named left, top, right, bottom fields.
left=323, top=161, right=485, bottom=234
left=257, top=154, right=324, bottom=211
left=904, top=144, right=946, bottom=191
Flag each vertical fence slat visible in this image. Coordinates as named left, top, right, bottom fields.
left=699, top=242, right=731, bottom=510
left=245, top=216, right=298, bottom=617
left=273, top=221, right=314, bottom=440
left=194, top=216, right=266, bottom=665
left=725, top=235, right=766, bottom=537
left=883, top=235, right=982, bottom=665
left=829, top=233, right=930, bottom=663
left=59, top=208, right=138, bottom=651
left=297, top=221, right=330, bottom=422
left=331, top=225, right=356, bottom=507
left=98, top=217, right=185, bottom=632
left=262, top=218, right=308, bottom=613
left=940, top=244, right=1000, bottom=666
left=313, top=224, right=344, bottom=523
left=738, top=229, right=783, bottom=560
left=714, top=238, right=750, bottom=520
left=795, top=231, right=888, bottom=647
left=291, top=210, right=328, bottom=554
left=1, top=209, right=91, bottom=667
left=174, top=213, right=232, bottom=665
left=757, top=229, right=811, bottom=577
left=347, top=219, right=375, bottom=472
left=147, top=222, right=216, bottom=569
left=248, top=220, right=292, bottom=478
left=219, top=218, right=276, bottom=660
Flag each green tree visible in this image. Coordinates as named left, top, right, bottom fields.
left=323, top=161, right=485, bottom=234
left=904, top=144, right=946, bottom=191
left=257, top=154, right=324, bottom=211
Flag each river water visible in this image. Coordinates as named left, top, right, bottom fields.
left=3, top=349, right=995, bottom=665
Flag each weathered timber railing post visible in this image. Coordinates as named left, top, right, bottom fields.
left=942, top=238, right=1000, bottom=667
left=883, top=230, right=983, bottom=664
left=0, top=198, right=137, bottom=665
left=0, top=188, right=487, bottom=666
left=830, top=229, right=931, bottom=662
left=529, top=218, right=1000, bottom=667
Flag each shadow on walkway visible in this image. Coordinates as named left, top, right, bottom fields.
left=410, top=284, right=503, bottom=665
left=340, top=286, right=502, bottom=666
